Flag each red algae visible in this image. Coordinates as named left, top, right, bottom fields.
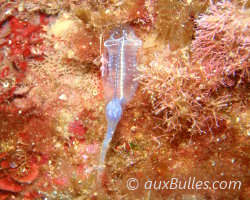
left=0, top=14, right=47, bottom=115
left=10, top=163, right=39, bottom=183
left=22, top=191, right=42, bottom=200
left=0, top=193, right=8, bottom=200
left=0, top=161, right=10, bottom=169
left=68, top=120, right=88, bottom=139
left=0, top=176, right=23, bottom=193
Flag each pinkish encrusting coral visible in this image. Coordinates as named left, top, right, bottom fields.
left=192, top=0, right=250, bottom=87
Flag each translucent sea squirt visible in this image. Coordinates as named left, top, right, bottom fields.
left=98, top=27, right=142, bottom=174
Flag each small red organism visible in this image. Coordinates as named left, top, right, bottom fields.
left=68, top=120, right=88, bottom=138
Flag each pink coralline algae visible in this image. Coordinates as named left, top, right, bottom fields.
left=192, top=1, right=249, bottom=86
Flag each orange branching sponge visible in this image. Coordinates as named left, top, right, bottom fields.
left=138, top=48, right=229, bottom=135
left=192, top=1, right=250, bottom=86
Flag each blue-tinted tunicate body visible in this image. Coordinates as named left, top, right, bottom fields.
left=102, top=28, right=142, bottom=104
left=98, top=27, right=142, bottom=173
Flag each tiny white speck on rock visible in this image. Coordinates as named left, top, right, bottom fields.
left=59, top=94, right=67, bottom=100
left=2, top=82, right=9, bottom=88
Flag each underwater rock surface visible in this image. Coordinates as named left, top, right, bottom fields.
left=0, top=0, right=249, bottom=199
